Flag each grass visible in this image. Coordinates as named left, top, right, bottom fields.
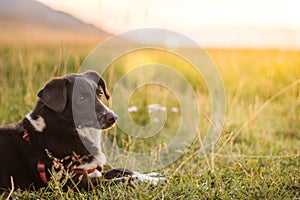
left=0, top=39, right=299, bottom=199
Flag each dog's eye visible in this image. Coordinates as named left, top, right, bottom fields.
left=79, top=95, right=86, bottom=101
left=96, top=89, right=103, bottom=99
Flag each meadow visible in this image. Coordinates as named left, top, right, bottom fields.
left=0, top=39, right=299, bottom=199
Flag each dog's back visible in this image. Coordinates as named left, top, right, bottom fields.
left=0, top=124, right=43, bottom=190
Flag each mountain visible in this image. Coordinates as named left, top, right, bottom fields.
left=0, top=0, right=109, bottom=41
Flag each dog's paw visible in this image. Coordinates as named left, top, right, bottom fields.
left=132, top=172, right=167, bottom=186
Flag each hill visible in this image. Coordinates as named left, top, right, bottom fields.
left=0, top=0, right=109, bottom=43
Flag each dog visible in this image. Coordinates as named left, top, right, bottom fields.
left=0, top=71, right=165, bottom=191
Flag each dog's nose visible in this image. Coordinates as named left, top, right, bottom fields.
left=106, top=112, right=118, bottom=123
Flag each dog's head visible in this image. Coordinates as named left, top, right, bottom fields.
left=37, top=71, right=117, bottom=130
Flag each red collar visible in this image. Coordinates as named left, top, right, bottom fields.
left=22, top=131, right=102, bottom=186
left=72, top=167, right=97, bottom=175
left=37, top=162, right=48, bottom=185
left=22, top=132, right=31, bottom=144
left=22, top=132, right=49, bottom=185
left=36, top=163, right=101, bottom=186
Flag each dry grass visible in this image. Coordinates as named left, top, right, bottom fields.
left=0, top=35, right=299, bottom=199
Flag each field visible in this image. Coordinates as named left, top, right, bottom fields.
left=0, top=39, right=299, bottom=199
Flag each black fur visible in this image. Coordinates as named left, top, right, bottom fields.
left=0, top=71, right=132, bottom=191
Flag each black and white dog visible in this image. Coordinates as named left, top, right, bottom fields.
left=0, top=71, right=165, bottom=191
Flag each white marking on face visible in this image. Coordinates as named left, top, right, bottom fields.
left=76, top=127, right=106, bottom=165
left=26, top=113, right=46, bottom=132
left=98, top=99, right=113, bottom=114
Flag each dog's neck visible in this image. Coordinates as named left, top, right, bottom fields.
left=21, top=112, right=92, bottom=161
left=20, top=100, right=106, bottom=171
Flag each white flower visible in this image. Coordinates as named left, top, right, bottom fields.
left=153, top=117, right=160, bottom=122
left=128, top=106, right=138, bottom=112
left=171, top=107, right=179, bottom=113
left=159, top=106, right=167, bottom=112
left=148, top=104, right=167, bottom=113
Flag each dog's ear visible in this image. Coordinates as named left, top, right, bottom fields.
left=37, top=78, right=68, bottom=113
left=84, top=71, right=110, bottom=100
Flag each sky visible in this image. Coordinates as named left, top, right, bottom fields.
left=36, top=0, right=300, bottom=48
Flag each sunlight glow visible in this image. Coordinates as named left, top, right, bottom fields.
left=36, top=0, right=300, bottom=48
left=36, top=0, right=300, bottom=32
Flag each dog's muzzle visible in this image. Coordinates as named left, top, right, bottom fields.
left=105, top=112, right=118, bottom=124
left=98, top=112, right=118, bottom=130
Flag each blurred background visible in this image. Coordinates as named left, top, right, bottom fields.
left=0, top=1, right=299, bottom=198
left=0, top=0, right=299, bottom=157
left=1, top=0, right=300, bottom=48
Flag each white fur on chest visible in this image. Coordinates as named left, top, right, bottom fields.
left=76, top=127, right=106, bottom=167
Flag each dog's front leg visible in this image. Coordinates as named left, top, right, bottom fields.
left=101, top=169, right=167, bottom=186
left=101, top=168, right=133, bottom=179
left=70, top=169, right=132, bottom=190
